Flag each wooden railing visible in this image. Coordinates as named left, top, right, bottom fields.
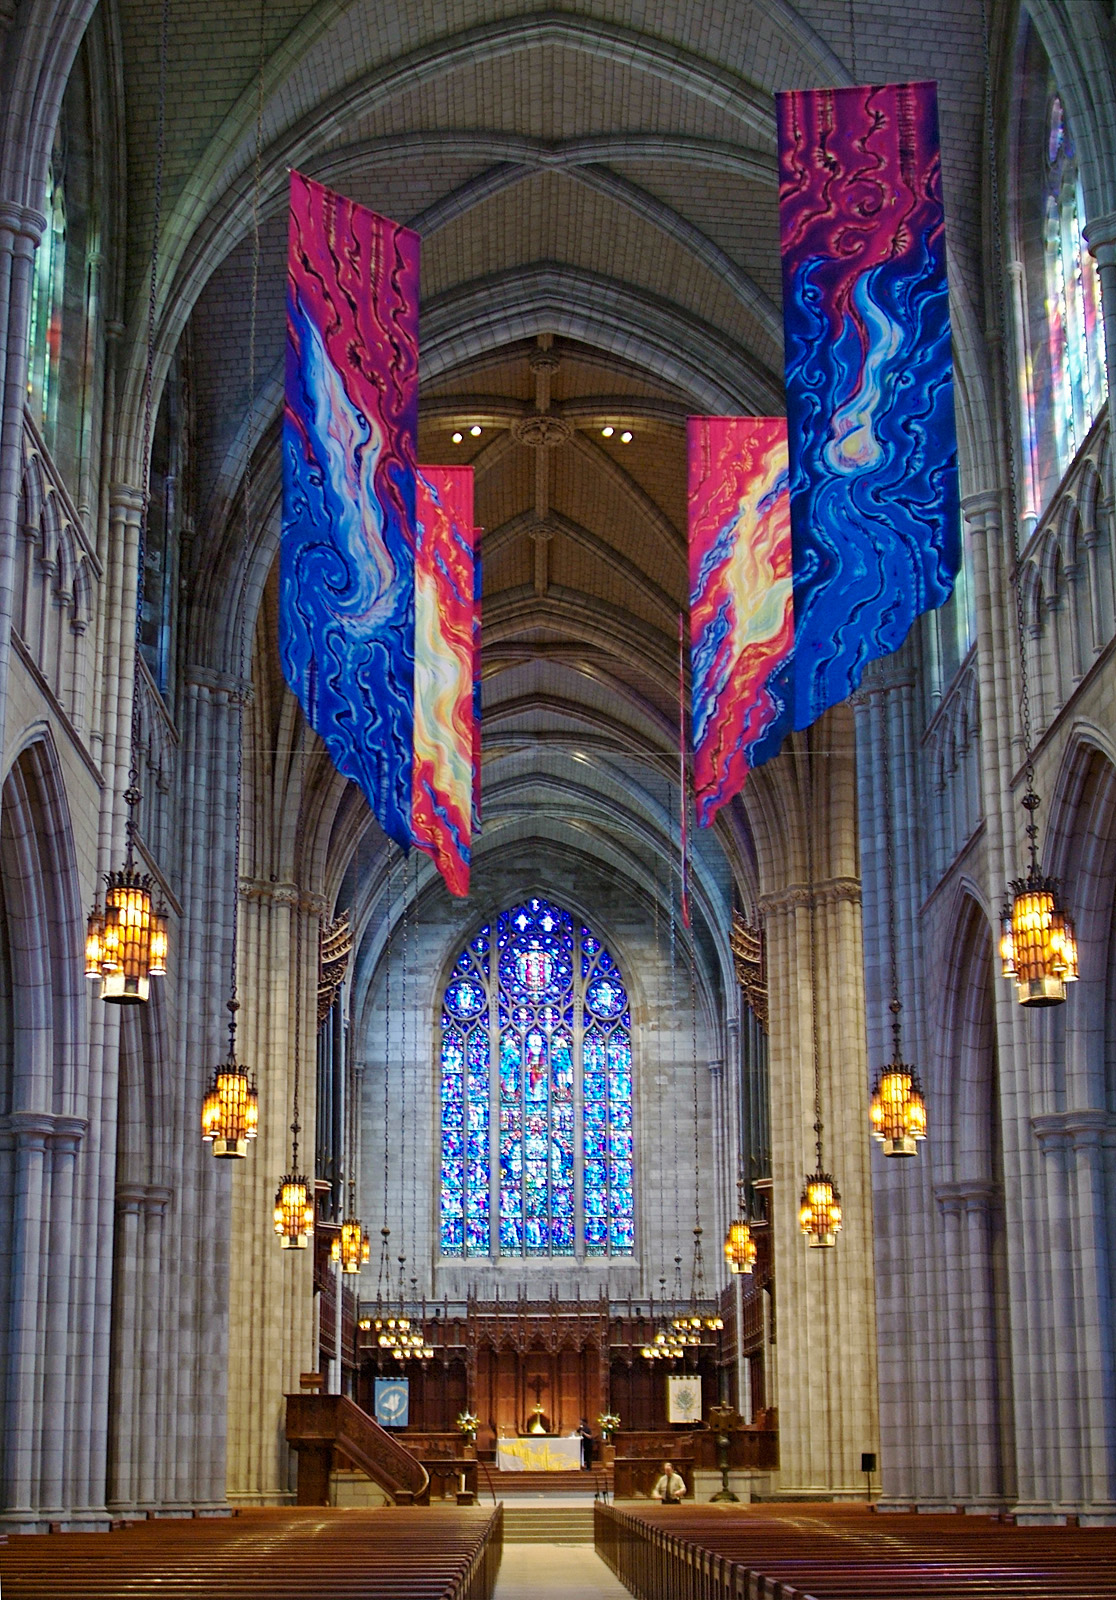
left=286, top=1393, right=431, bottom=1505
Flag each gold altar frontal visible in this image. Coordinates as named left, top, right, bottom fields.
left=495, top=1435, right=583, bottom=1471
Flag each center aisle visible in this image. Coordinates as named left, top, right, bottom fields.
left=493, top=1542, right=633, bottom=1599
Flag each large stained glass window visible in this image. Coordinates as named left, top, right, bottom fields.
left=1042, top=96, right=1107, bottom=478
left=438, top=897, right=634, bottom=1259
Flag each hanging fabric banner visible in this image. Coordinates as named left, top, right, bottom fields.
left=413, top=466, right=476, bottom=897
left=280, top=171, right=420, bottom=850
left=688, top=417, right=794, bottom=825
left=677, top=612, right=692, bottom=928
left=472, top=536, right=483, bottom=832
left=777, top=80, right=960, bottom=730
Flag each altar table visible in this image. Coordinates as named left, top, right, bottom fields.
left=496, top=1436, right=583, bottom=1471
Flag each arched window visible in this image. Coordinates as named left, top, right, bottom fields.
left=1014, top=21, right=1108, bottom=517
left=439, top=896, right=634, bottom=1259
left=1042, top=97, right=1106, bottom=473
left=26, top=156, right=67, bottom=440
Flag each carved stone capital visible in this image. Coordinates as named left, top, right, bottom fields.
left=0, top=1111, right=88, bottom=1153
left=108, top=484, right=146, bottom=521
left=117, top=1182, right=173, bottom=1217
left=934, top=1179, right=996, bottom=1216
left=239, top=875, right=328, bottom=916
left=0, top=202, right=46, bottom=247
left=758, top=876, right=861, bottom=915
left=183, top=663, right=253, bottom=701
left=1033, top=1110, right=1116, bottom=1154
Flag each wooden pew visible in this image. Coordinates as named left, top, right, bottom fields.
left=0, top=1505, right=503, bottom=1600
left=596, top=1500, right=1116, bottom=1600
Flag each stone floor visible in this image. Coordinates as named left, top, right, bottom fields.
left=493, top=1542, right=632, bottom=1598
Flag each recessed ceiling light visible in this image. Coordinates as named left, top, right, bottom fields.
left=601, top=426, right=614, bottom=438
left=620, top=430, right=633, bottom=443
left=452, top=431, right=463, bottom=443
left=470, top=424, right=483, bottom=436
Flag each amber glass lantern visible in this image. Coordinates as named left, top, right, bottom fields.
left=724, top=1215, right=758, bottom=1274
left=331, top=1215, right=371, bottom=1274
left=799, top=1170, right=841, bottom=1248
left=201, top=1060, right=259, bottom=1158
left=1000, top=869, right=1078, bottom=1006
left=1001, top=791, right=1078, bottom=1007
left=273, top=1174, right=314, bottom=1249
left=85, top=867, right=168, bottom=1004
left=870, top=1064, right=927, bottom=1156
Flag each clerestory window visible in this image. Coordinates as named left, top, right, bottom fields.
left=438, top=896, right=634, bottom=1259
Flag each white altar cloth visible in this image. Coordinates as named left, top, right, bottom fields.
left=496, top=1436, right=582, bottom=1471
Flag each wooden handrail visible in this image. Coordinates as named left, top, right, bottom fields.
left=286, top=1393, right=431, bottom=1504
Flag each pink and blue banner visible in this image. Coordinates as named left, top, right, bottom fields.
left=777, top=80, right=960, bottom=730
left=280, top=172, right=420, bottom=850
left=413, top=467, right=476, bottom=898
left=689, top=417, right=793, bottom=826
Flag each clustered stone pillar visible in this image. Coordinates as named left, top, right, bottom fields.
left=225, top=879, right=318, bottom=1504
left=759, top=713, right=878, bottom=1496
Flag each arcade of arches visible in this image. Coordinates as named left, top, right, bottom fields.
left=0, top=0, right=1115, bottom=1544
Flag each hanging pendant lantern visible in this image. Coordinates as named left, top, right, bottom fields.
left=724, top=1215, right=757, bottom=1274
left=799, top=1169, right=842, bottom=1248
left=724, top=1173, right=757, bottom=1274
left=201, top=1001, right=259, bottom=1158
left=870, top=1065, right=927, bottom=1156
left=1001, top=798, right=1078, bottom=1006
left=869, top=1002, right=927, bottom=1157
left=85, top=854, right=169, bottom=1004
left=202, top=1060, right=259, bottom=1157
left=274, top=1172, right=314, bottom=1248
left=332, top=1215, right=371, bottom=1274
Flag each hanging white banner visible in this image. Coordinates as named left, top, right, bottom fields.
left=666, top=1374, right=702, bottom=1425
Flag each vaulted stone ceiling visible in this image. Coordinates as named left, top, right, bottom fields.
left=123, top=0, right=988, bottom=995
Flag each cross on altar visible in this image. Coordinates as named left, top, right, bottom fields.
left=527, top=1373, right=547, bottom=1406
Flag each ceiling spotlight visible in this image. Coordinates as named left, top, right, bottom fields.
left=470, top=424, right=482, bottom=436
left=620, top=430, right=633, bottom=443
left=452, top=431, right=463, bottom=444
left=601, top=426, right=614, bottom=438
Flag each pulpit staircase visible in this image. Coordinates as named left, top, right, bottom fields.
left=286, top=1393, right=431, bottom=1505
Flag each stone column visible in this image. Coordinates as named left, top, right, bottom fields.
left=226, top=875, right=318, bottom=1504
left=759, top=724, right=877, bottom=1496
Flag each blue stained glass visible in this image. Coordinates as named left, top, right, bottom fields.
left=446, top=978, right=486, bottom=1018
left=586, top=975, right=627, bottom=1017
left=440, top=897, right=633, bottom=1259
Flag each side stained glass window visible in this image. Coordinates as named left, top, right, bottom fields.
left=1043, top=96, right=1107, bottom=478
left=438, top=897, right=634, bottom=1259
left=439, top=927, right=491, bottom=1257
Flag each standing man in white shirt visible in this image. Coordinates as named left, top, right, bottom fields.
left=651, top=1461, right=686, bottom=1503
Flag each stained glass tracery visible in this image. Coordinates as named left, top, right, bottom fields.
left=439, top=897, right=634, bottom=1258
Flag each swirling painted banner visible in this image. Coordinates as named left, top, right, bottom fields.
left=413, top=466, right=476, bottom=897
left=281, top=171, right=420, bottom=850
left=777, top=81, right=960, bottom=729
left=688, top=417, right=794, bottom=825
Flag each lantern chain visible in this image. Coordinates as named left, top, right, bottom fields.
left=382, top=852, right=394, bottom=1230
left=847, top=0, right=857, bottom=83
left=806, top=746, right=823, bottom=1172
left=226, top=0, right=266, bottom=1061
left=394, top=857, right=404, bottom=1267
left=125, top=0, right=170, bottom=868
left=882, top=692, right=903, bottom=1060
left=980, top=0, right=1039, bottom=846
left=290, top=799, right=305, bottom=1175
